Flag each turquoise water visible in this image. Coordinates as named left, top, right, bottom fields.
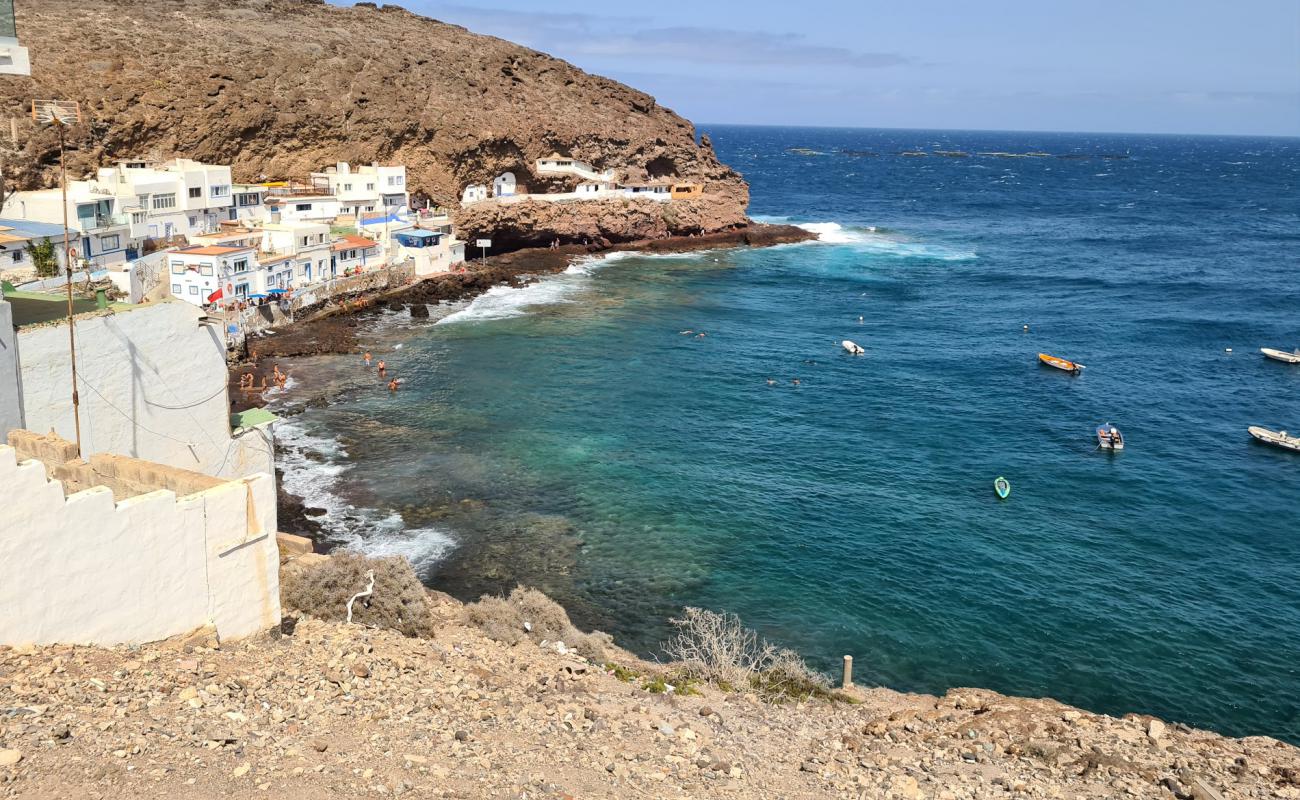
left=277, top=127, right=1300, bottom=742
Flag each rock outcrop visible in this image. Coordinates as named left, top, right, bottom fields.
left=2, top=0, right=749, bottom=235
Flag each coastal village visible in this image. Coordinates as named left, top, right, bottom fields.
left=0, top=1, right=1298, bottom=798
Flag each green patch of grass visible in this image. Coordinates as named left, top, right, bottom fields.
left=749, top=668, right=841, bottom=703
left=605, top=663, right=638, bottom=683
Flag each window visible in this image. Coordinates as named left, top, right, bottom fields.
left=199, top=264, right=214, bottom=276
left=232, top=258, right=248, bottom=272
left=172, top=284, right=181, bottom=294
left=188, top=217, right=197, bottom=227
left=210, top=185, right=229, bottom=197
left=238, top=194, right=259, bottom=207
left=188, top=187, right=202, bottom=199
left=343, top=183, right=352, bottom=191
left=131, top=211, right=146, bottom=224
left=388, top=175, right=403, bottom=186
left=170, top=261, right=187, bottom=274
left=295, top=203, right=311, bottom=212
left=100, top=234, right=120, bottom=250
left=366, top=183, right=375, bottom=190
left=300, top=236, right=309, bottom=247
left=153, top=193, right=177, bottom=210
left=188, top=286, right=199, bottom=295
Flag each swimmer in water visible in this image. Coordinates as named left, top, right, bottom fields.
left=679, top=330, right=693, bottom=335
left=388, top=378, right=399, bottom=392
left=364, top=351, right=372, bottom=365
left=791, top=378, right=801, bottom=386
left=766, top=378, right=777, bottom=386
left=695, top=332, right=706, bottom=338
left=377, top=360, right=386, bottom=376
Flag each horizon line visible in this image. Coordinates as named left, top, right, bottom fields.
left=693, top=122, right=1300, bottom=141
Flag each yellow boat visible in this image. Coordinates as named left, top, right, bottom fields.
left=1038, top=353, right=1084, bottom=375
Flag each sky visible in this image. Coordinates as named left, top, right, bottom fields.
left=363, top=1, right=1299, bottom=136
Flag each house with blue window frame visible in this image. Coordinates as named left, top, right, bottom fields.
left=0, top=219, right=72, bottom=279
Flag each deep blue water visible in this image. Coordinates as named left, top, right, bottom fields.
left=277, top=127, right=1300, bottom=743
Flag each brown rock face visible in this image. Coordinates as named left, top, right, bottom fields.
left=2, top=0, right=749, bottom=229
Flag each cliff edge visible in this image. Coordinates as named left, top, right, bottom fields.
left=2, top=0, right=749, bottom=238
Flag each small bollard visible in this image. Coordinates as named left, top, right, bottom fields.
left=841, top=655, right=853, bottom=690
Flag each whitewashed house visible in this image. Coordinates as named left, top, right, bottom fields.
left=535, top=153, right=615, bottom=182
left=621, top=182, right=673, bottom=201
left=576, top=181, right=618, bottom=198
left=0, top=219, right=72, bottom=279
left=232, top=184, right=270, bottom=224
left=1, top=158, right=236, bottom=269
left=311, top=162, right=409, bottom=217
left=258, top=221, right=332, bottom=287
left=492, top=172, right=518, bottom=197
left=331, top=235, right=382, bottom=275
left=461, top=184, right=488, bottom=204
left=264, top=192, right=341, bottom=224
left=167, top=244, right=259, bottom=307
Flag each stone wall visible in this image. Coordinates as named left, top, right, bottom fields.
left=0, top=434, right=280, bottom=646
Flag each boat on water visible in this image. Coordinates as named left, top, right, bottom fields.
left=1261, top=347, right=1300, bottom=364
left=994, top=476, right=1011, bottom=499
left=842, top=340, right=865, bottom=355
left=1038, top=353, right=1085, bottom=375
left=1096, top=423, right=1124, bottom=451
left=1248, top=426, right=1300, bottom=453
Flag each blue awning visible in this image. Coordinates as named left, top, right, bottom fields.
left=267, top=288, right=287, bottom=295
left=248, top=293, right=268, bottom=299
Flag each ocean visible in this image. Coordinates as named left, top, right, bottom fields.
left=274, top=126, right=1300, bottom=743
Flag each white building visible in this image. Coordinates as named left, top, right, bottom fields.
left=264, top=191, right=340, bottom=224
left=232, top=184, right=270, bottom=224
left=576, top=181, right=618, bottom=198
left=492, top=172, right=518, bottom=198
left=0, top=1, right=31, bottom=76
left=1, top=158, right=235, bottom=269
left=535, top=153, right=615, bottom=182
left=167, top=244, right=258, bottom=307
left=311, top=162, right=408, bottom=216
left=461, top=184, right=488, bottom=205
left=0, top=219, right=72, bottom=280
left=0, top=296, right=273, bottom=480
left=258, top=221, right=332, bottom=287
left=331, top=235, right=383, bottom=275
left=392, top=228, right=465, bottom=276
left=621, top=182, right=673, bottom=201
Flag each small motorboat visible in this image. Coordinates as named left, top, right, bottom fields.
left=993, top=476, right=1011, bottom=499
left=1260, top=347, right=1300, bottom=364
left=1096, top=423, right=1124, bottom=451
left=1248, top=426, right=1300, bottom=453
left=842, top=340, right=865, bottom=355
left=1038, top=353, right=1084, bottom=375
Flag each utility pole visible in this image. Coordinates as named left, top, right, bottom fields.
left=33, top=100, right=84, bottom=456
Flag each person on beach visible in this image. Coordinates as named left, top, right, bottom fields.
left=364, top=351, right=372, bottom=365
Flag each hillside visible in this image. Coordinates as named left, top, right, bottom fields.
left=1, top=0, right=749, bottom=235
left=1, top=590, right=1296, bottom=799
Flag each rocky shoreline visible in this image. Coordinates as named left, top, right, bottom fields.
left=229, top=222, right=814, bottom=536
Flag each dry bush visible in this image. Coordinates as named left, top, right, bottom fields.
left=663, top=607, right=830, bottom=699
left=463, top=585, right=612, bottom=663
left=281, top=553, right=435, bottom=638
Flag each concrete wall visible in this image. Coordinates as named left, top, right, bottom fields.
left=0, top=300, right=20, bottom=436
left=11, top=299, right=273, bottom=480
left=0, top=441, right=280, bottom=646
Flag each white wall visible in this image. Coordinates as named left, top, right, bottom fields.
left=13, top=300, right=273, bottom=480
left=0, top=301, right=20, bottom=436
left=0, top=445, right=280, bottom=646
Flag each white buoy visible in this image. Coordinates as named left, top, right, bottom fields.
left=1225, top=348, right=1232, bottom=353
left=1023, top=324, right=1030, bottom=332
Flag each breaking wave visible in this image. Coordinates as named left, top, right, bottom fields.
left=797, top=221, right=977, bottom=261
left=274, top=418, right=454, bottom=573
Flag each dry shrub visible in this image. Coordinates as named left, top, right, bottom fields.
left=463, top=585, right=612, bottom=663
left=281, top=553, right=435, bottom=638
left=663, top=607, right=831, bottom=700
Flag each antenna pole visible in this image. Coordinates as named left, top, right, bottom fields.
left=57, top=121, right=82, bottom=457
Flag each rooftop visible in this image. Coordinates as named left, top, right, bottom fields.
left=0, top=218, right=69, bottom=240
left=3, top=289, right=137, bottom=328
left=176, top=245, right=254, bottom=257
left=331, top=235, right=379, bottom=252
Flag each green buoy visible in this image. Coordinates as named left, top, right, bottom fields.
left=994, top=476, right=1011, bottom=499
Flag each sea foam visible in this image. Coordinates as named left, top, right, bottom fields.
left=797, top=221, right=976, bottom=261
left=274, top=418, right=454, bottom=573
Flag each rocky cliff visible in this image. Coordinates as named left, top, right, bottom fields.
left=2, top=0, right=749, bottom=237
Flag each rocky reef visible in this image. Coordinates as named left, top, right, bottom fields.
left=2, top=0, right=749, bottom=241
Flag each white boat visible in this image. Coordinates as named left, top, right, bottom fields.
left=1261, top=347, right=1300, bottom=364
left=1248, top=426, right=1300, bottom=453
left=1097, top=423, right=1124, bottom=451
left=842, top=340, right=865, bottom=355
